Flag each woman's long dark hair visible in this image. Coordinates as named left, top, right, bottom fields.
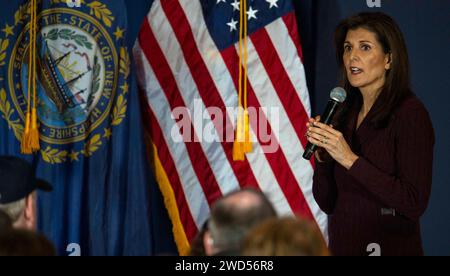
left=334, top=12, right=412, bottom=129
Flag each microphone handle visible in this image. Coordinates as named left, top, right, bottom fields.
left=302, top=100, right=340, bottom=160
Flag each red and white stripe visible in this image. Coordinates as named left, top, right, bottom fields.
left=134, top=0, right=328, bottom=243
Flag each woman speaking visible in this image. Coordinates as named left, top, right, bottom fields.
left=307, top=12, right=434, bottom=256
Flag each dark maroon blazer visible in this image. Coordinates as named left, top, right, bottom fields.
left=313, top=94, right=435, bottom=256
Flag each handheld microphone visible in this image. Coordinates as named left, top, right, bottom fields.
left=302, top=87, right=347, bottom=160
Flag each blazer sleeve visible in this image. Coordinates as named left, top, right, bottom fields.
left=347, top=105, right=435, bottom=220
left=313, top=160, right=338, bottom=214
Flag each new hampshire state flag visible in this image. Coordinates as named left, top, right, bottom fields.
left=0, top=0, right=171, bottom=255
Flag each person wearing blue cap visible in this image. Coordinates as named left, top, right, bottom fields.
left=0, top=156, right=52, bottom=231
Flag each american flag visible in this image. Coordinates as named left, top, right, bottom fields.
left=134, top=0, right=327, bottom=255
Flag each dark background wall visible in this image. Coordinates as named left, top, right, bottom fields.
left=126, top=0, right=450, bottom=256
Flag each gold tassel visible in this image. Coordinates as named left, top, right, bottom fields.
left=243, top=109, right=252, bottom=152
left=29, top=107, right=40, bottom=151
left=29, top=0, right=40, bottom=152
left=242, top=0, right=252, bottom=154
left=21, top=112, right=32, bottom=154
left=233, top=109, right=252, bottom=161
left=21, top=0, right=39, bottom=154
left=233, top=0, right=252, bottom=161
left=233, top=107, right=245, bottom=161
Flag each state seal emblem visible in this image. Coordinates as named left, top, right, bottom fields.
left=0, top=1, right=130, bottom=163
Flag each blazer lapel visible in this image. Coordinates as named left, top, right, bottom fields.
left=355, top=95, right=384, bottom=147
left=355, top=119, right=380, bottom=147
left=344, top=107, right=358, bottom=147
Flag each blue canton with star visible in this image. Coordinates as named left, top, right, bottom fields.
left=201, top=0, right=293, bottom=50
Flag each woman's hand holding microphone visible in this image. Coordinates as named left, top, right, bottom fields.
left=306, top=116, right=359, bottom=170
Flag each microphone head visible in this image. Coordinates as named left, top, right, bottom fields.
left=330, top=87, right=347, bottom=103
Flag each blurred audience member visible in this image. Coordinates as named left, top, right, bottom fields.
left=205, top=188, right=277, bottom=256
left=189, top=219, right=209, bottom=256
left=241, top=217, right=330, bottom=256
left=0, top=229, right=56, bottom=256
left=0, top=210, right=12, bottom=233
left=0, top=156, right=52, bottom=231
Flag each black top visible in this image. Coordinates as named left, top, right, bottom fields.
left=313, top=94, right=435, bottom=256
